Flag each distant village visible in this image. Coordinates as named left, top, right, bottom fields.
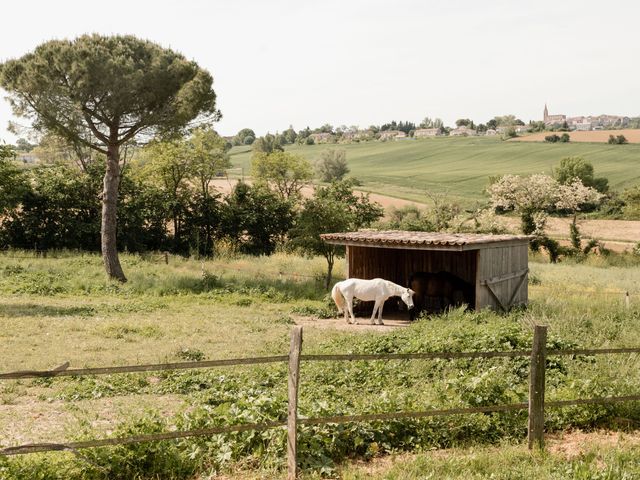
left=542, top=104, right=630, bottom=131
left=301, top=105, right=636, bottom=145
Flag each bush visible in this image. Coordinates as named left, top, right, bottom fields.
left=560, top=133, right=570, bottom=143
left=608, top=134, right=628, bottom=145
left=314, top=149, right=349, bottom=183
left=545, top=134, right=561, bottom=143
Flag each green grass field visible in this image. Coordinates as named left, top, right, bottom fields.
left=230, top=137, right=640, bottom=205
left=1, top=250, right=640, bottom=478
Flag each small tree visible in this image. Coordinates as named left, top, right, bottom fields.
left=186, top=128, right=231, bottom=255
left=555, top=179, right=604, bottom=254
left=252, top=151, right=312, bottom=200
left=291, top=180, right=383, bottom=288
left=488, top=174, right=603, bottom=260
left=622, top=186, right=640, bottom=219
left=233, top=128, right=256, bottom=146
left=502, top=127, right=517, bottom=140
left=252, top=134, right=284, bottom=154
left=488, top=174, right=561, bottom=235
left=0, top=143, right=16, bottom=161
left=555, top=157, right=608, bottom=193
left=0, top=145, right=27, bottom=215
left=222, top=182, right=294, bottom=255
left=141, top=138, right=192, bottom=251
left=314, top=149, right=349, bottom=182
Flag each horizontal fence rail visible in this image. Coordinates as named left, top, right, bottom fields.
left=0, top=347, right=640, bottom=380
left=301, top=351, right=532, bottom=361
left=0, top=356, right=288, bottom=380
left=2, top=327, right=640, bottom=478
left=2, top=347, right=639, bottom=381
left=548, top=347, right=640, bottom=356
left=0, top=420, right=287, bottom=456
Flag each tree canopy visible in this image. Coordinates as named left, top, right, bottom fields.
left=555, top=157, right=609, bottom=193
left=291, top=180, right=383, bottom=288
left=252, top=151, right=312, bottom=199
left=314, top=149, right=349, bottom=183
left=233, top=128, right=256, bottom=146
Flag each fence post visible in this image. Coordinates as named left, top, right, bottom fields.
left=164, top=252, right=169, bottom=265
left=528, top=324, right=547, bottom=450
left=626, top=292, right=630, bottom=310
left=288, top=326, right=303, bottom=480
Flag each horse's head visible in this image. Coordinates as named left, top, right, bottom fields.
left=401, top=288, right=415, bottom=310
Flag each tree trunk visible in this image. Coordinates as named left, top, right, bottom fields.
left=324, top=254, right=334, bottom=290
left=102, top=143, right=127, bottom=282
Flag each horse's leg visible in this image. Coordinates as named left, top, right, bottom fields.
left=345, top=295, right=357, bottom=324
left=370, top=299, right=381, bottom=325
left=377, top=300, right=384, bottom=325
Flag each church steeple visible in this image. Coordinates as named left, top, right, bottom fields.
left=544, top=103, right=549, bottom=123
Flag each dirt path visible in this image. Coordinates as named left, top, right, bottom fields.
left=210, top=178, right=425, bottom=210
left=294, top=314, right=412, bottom=332
left=0, top=393, right=186, bottom=445
left=499, top=217, right=639, bottom=252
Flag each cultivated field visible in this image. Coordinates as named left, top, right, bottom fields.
left=229, top=136, right=640, bottom=205
left=1, top=250, right=639, bottom=478
left=498, top=217, right=640, bottom=253
left=512, top=129, right=640, bottom=144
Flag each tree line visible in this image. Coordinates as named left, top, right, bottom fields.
left=0, top=131, right=381, bottom=288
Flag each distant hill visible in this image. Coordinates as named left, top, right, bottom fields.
left=229, top=136, right=640, bottom=206
left=512, top=129, right=640, bottom=144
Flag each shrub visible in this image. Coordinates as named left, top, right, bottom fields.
left=545, top=134, right=560, bottom=143
left=608, top=134, right=628, bottom=145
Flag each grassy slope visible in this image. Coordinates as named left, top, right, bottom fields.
left=230, top=137, right=640, bottom=205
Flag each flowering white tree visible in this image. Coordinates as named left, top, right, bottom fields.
left=555, top=178, right=604, bottom=212
left=488, top=174, right=603, bottom=236
left=556, top=178, right=604, bottom=250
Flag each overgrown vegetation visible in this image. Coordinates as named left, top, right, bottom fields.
left=0, top=252, right=639, bottom=478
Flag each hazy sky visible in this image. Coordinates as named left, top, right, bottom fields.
left=1, top=0, right=639, bottom=142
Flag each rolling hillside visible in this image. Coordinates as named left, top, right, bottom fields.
left=229, top=136, right=640, bottom=205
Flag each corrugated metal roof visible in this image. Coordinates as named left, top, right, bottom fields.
left=320, top=230, right=531, bottom=250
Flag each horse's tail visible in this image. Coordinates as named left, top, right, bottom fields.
left=331, top=283, right=345, bottom=313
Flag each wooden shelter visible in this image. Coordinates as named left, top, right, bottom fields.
left=321, top=231, right=531, bottom=312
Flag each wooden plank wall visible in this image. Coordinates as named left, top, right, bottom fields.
left=347, top=246, right=478, bottom=312
left=348, top=246, right=477, bottom=286
left=475, top=244, right=529, bottom=310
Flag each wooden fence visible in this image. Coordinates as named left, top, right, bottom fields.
left=1, top=325, right=640, bottom=479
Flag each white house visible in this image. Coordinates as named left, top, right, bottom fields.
left=414, top=128, right=441, bottom=138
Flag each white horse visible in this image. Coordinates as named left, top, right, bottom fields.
left=331, top=278, right=415, bottom=325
